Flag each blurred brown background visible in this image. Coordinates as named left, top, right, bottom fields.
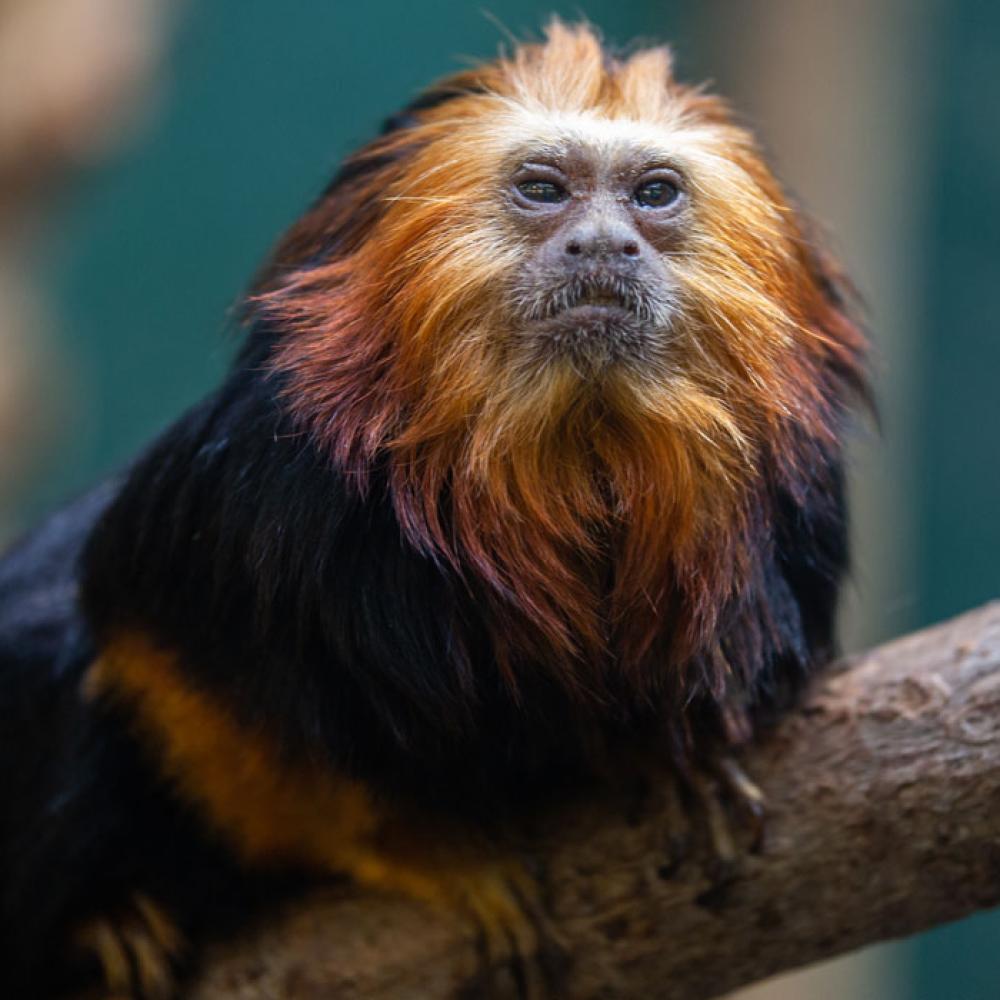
left=1, top=2, right=997, bottom=997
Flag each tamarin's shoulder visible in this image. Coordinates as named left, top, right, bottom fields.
left=78, top=368, right=371, bottom=620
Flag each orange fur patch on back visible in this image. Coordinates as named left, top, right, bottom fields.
left=84, top=632, right=378, bottom=869
left=84, top=634, right=543, bottom=929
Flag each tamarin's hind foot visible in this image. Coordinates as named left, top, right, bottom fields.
left=74, top=895, right=184, bottom=1000
left=445, top=860, right=565, bottom=999
left=349, top=839, right=566, bottom=999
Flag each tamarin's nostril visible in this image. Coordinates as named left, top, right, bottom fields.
left=566, top=240, right=582, bottom=256
left=622, top=240, right=640, bottom=257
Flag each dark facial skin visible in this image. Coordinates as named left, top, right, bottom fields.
left=505, top=144, right=687, bottom=375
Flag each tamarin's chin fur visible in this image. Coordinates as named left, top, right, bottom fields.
left=0, top=20, right=868, bottom=997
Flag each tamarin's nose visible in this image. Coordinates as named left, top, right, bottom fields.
left=564, top=222, right=641, bottom=260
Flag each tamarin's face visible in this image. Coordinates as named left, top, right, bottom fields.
left=503, top=125, right=683, bottom=376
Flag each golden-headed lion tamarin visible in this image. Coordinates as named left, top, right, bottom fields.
left=0, top=21, right=868, bottom=998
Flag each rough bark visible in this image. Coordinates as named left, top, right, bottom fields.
left=189, top=602, right=1000, bottom=999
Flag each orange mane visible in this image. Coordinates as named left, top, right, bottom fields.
left=254, top=22, right=868, bottom=706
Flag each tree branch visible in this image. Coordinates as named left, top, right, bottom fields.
left=190, top=602, right=1000, bottom=999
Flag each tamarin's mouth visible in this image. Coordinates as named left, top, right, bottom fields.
left=513, top=274, right=673, bottom=374
left=570, top=288, right=630, bottom=310
left=542, top=278, right=639, bottom=319
left=531, top=301, right=652, bottom=374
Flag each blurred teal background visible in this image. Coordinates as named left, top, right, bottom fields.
left=6, top=2, right=999, bottom=997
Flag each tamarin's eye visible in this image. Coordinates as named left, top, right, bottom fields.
left=516, top=179, right=569, bottom=203
left=634, top=178, right=680, bottom=208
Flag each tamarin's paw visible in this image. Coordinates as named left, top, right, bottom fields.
left=74, top=895, right=184, bottom=1000
left=648, top=754, right=765, bottom=888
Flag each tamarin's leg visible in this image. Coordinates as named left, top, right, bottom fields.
left=83, top=633, right=555, bottom=996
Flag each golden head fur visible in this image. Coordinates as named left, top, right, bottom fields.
left=255, top=21, right=868, bottom=705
